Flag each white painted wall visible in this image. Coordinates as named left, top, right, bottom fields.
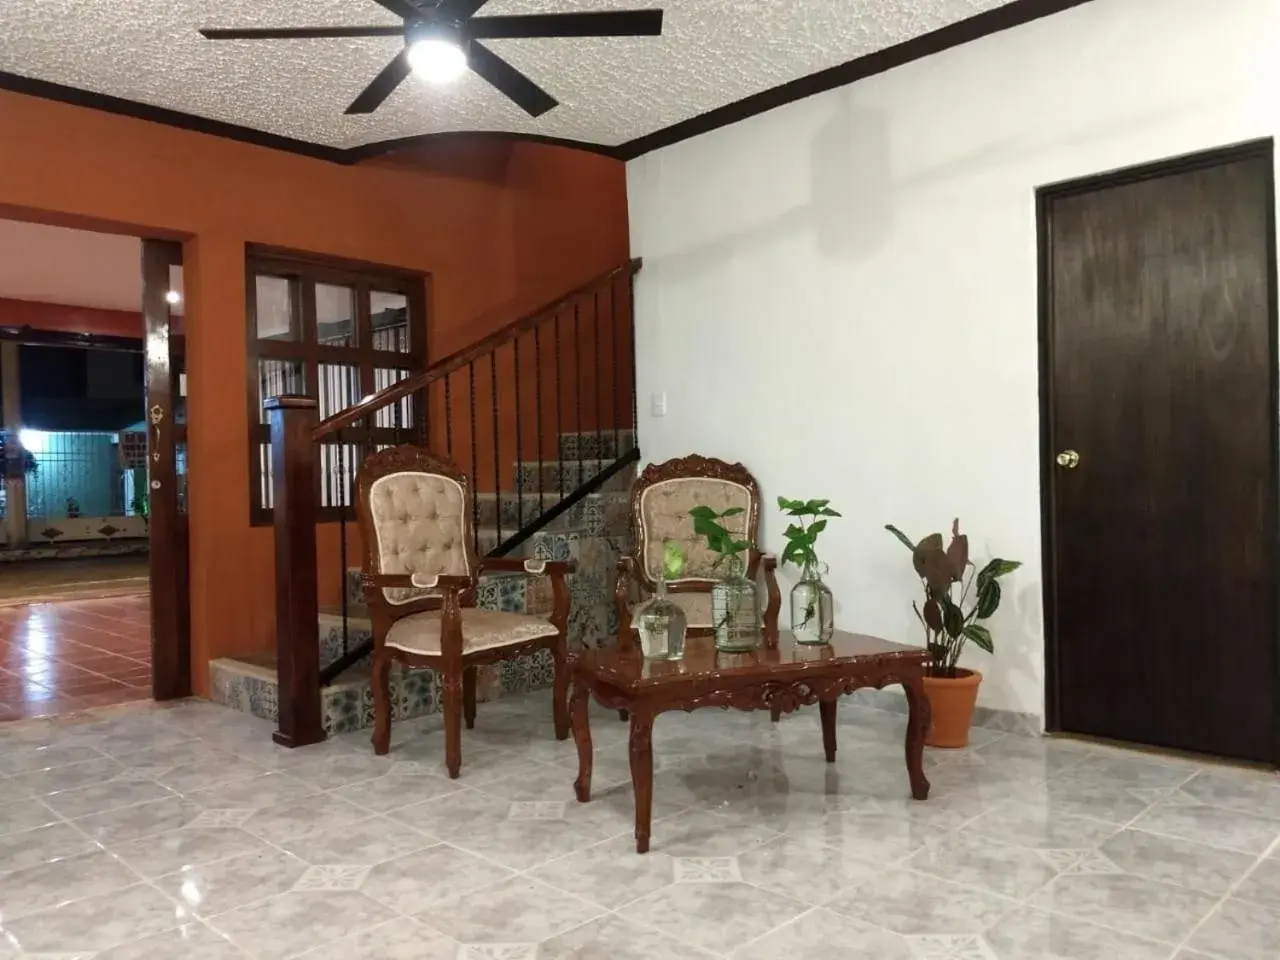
left=626, top=0, right=1280, bottom=720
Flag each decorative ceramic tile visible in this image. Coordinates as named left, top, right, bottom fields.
left=673, top=856, right=742, bottom=882
left=500, top=657, right=533, bottom=696
left=507, top=800, right=566, bottom=821
left=323, top=687, right=364, bottom=735
left=293, top=864, right=371, bottom=891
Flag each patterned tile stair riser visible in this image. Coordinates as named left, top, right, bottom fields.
left=211, top=535, right=629, bottom=734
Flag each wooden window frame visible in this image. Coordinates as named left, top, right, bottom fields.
left=245, top=246, right=428, bottom=526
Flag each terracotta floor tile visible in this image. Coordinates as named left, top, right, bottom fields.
left=0, top=594, right=151, bottom=717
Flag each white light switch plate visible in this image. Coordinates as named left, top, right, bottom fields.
left=650, top=391, right=667, bottom=417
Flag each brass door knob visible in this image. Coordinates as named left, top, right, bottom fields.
left=1056, top=449, right=1080, bottom=469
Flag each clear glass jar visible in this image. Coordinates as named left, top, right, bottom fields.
left=790, top=561, right=834, bottom=645
left=712, top=554, right=762, bottom=652
left=635, top=576, right=688, bottom=660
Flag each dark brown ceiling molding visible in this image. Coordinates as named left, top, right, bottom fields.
left=0, top=0, right=1095, bottom=168
left=614, top=0, right=1097, bottom=160
left=345, top=130, right=621, bottom=162
left=0, top=72, right=347, bottom=163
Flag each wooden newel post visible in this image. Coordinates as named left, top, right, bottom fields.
left=266, top=395, right=325, bottom=748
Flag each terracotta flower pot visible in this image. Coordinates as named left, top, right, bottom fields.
left=922, top=668, right=982, bottom=748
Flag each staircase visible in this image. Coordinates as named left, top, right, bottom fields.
left=210, top=261, right=641, bottom=745
left=210, top=431, right=634, bottom=734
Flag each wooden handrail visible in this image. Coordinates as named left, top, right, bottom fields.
left=312, top=258, right=642, bottom=440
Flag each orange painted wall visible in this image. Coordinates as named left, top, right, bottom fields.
left=0, top=90, right=628, bottom=695
left=0, top=297, right=142, bottom=338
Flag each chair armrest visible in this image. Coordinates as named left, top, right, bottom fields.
left=360, top=572, right=471, bottom=593
left=756, top=552, right=781, bottom=648
left=479, top=557, right=576, bottom=576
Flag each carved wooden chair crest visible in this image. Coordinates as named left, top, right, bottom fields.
left=355, top=445, right=573, bottom=777
left=615, top=454, right=780, bottom=646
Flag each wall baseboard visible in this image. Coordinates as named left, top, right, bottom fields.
left=848, top=686, right=1043, bottom=738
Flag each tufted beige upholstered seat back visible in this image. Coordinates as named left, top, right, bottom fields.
left=619, top=455, right=778, bottom=641
left=639, top=477, right=753, bottom=584
left=367, top=471, right=471, bottom=605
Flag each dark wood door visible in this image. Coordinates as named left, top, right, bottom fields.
left=1043, top=144, right=1278, bottom=763
left=141, top=240, right=191, bottom=700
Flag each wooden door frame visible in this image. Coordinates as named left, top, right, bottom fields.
left=1036, top=139, right=1280, bottom=757
left=142, top=238, right=191, bottom=700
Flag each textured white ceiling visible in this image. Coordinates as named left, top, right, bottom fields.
left=0, top=0, right=1015, bottom=150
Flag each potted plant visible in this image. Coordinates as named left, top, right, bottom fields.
left=885, top=519, right=1020, bottom=747
left=778, top=496, right=841, bottom=644
left=689, top=505, right=760, bottom=651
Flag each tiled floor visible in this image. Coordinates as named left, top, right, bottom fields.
left=1, top=692, right=1278, bottom=959
left=0, top=596, right=152, bottom=720
left=0, top=557, right=149, bottom=604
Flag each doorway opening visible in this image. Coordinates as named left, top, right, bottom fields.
left=0, top=218, right=188, bottom=719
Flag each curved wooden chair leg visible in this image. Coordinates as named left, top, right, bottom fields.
left=552, top=641, right=570, bottom=741
left=442, top=674, right=463, bottom=779
left=770, top=703, right=782, bottom=723
left=463, top=666, right=477, bottom=730
left=618, top=709, right=629, bottom=722
left=371, top=651, right=392, bottom=756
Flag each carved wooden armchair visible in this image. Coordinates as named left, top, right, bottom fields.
left=356, top=446, right=573, bottom=778
left=615, top=454, right=781, bottom=648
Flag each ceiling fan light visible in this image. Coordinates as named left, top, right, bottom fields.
left=407, top=22, right=468, bottom=84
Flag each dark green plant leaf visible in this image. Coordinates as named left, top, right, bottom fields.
left=885, top=524, right=915, bottom=551
left=941, top=594, right=965, bottom=639
left=809, top=519, right=828, bottom=536
left=720, top=507, right=746, bottom=518
left=979, top=558, right=1022, bottom=581
left=688, top=505, right=719, bottom=522
left=963, top=623, right=994, bottom=653
left=923, top=597, right=943, bottom=632
left=819, top=507, right=842, bottom=517
left=975, top=578, right=1002, bottom=620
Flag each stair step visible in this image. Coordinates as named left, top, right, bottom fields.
left=210, top=648, right=555, bottom=736
left=472, top=488, right=629, bottom=533
left=557, top=429, right=636, bottom=460
left=514, top=458, right=633, bottom=493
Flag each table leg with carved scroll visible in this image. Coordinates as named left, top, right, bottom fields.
left=902, top=674, right=932, bottom=801
left=628, top=706, right=656, bottom=853
left=819, top=699, right=838, bottom=762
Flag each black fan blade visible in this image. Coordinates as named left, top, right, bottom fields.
left=371, top=0, right=423, bottom=18
left=200, top=26, right=403, bottom=40
left=468, top=10, right=663, bottom=40
left=440, top=0, right=492, bottom=18
left=345, top=51, right=412, bottom=115
left=468, top=41, right=557, bottom=117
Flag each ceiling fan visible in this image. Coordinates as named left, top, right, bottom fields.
left=199, top=0, right=664, bottom=118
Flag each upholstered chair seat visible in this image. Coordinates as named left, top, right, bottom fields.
left=386, top=609, right=561, bottom=656
left=356, top=446, right=573, bottom=778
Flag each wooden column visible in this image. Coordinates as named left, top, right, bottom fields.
left=266, top=395, right=325, bottom=748
left=1, top=341, right=26, bottom=547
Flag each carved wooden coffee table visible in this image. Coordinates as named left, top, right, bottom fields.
left=569, top=629, right=931, bottom=853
